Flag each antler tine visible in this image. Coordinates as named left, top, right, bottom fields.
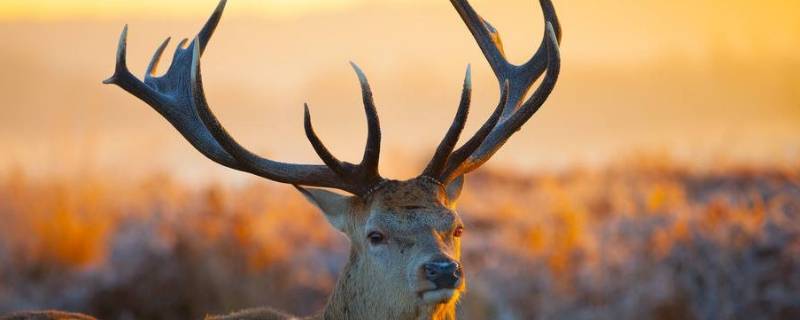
left=103, top=24, right=130, bottom=86
left=304, top=103, right=348, bottom=177
left=350, top=62, right=382, bottom=182
left=145, top=37, right=171, bottom=78
left=440, top=81, right=509, bottom=184
left=301, top=63, right=387, bottom=189
left=449, top=0, right=509, bottom=80
left=422, top=66, right=472, bottom=178
left=439, top=0, right=561, bottom=181
left=188, top=38, right=356, bottom=192
left=103, top=26, right=168, bottom=108
left=521, top=0, right=562, bottom=73
left=523, top=0, right=562, bottom=67
left=197, top=0, right=227, bottom=55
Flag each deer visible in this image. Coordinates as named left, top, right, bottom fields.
left=1, top=0, right=560, bottom=319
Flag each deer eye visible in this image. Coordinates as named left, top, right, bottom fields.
left=453, top=226, right=464, bottom=238
left=367, top=231, right=386, bottom=245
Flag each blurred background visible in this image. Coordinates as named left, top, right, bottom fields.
left=0, top=0, right=798, bottom=319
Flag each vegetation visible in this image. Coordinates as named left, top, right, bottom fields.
left=1, top=157, right=798, bottom=319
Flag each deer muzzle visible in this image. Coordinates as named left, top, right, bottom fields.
left=423, top=259, right=463, bottom=289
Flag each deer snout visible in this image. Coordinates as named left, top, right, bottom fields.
left=423, top=259, right=463, bottom=289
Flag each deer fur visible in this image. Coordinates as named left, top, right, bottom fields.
left=208, top=178, right=465, bottom=320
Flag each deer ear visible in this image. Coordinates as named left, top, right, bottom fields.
left=444, top=175, right=465, bottom=203
left=294, top=186, right=353, bottom=231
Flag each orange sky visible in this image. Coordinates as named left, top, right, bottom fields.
left=2, top=0, right=798, bottom=62
left=0, top=0, right=798, bottom=182
left=2, top=0, right=369, bottom=19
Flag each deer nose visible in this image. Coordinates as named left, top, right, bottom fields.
left=423, top=259, right=462, bottom=289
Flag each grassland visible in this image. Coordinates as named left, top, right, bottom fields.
left=1, top=157, right=798, bottom=319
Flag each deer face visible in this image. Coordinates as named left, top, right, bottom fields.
left=363, top=178, right=465, bottom=304
left=298, top=177, right=467, bottom=306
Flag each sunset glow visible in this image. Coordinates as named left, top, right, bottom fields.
left=0, top=0, right=370, bottom=20
left=1, top=1, right=799, bottom=319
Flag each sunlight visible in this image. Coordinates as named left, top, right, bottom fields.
left=0, top=0, right=368, bottom=20
left=1, top=0, right=799, bottom=318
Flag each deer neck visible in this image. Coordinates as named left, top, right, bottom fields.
left=317, top=249, right=458, bottom=320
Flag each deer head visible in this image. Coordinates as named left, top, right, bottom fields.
left=104, top=0, right=560, bottom=318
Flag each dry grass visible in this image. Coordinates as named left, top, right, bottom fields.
left=0, top=158, right=799, bottom=320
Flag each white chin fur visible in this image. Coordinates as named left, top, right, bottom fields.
left=421, top=289, right=457, bottom=304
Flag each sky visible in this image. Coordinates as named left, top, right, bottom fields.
left=0, top=0, right=798, bottom=182
left=1, top=0, right=798, bottom=62
left=1, top=0, right=374, bottom=19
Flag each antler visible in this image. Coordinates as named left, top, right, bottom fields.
left=105, top=0, right=559, bottom=195
left=423, top=0, right=562, bottom=184
left=103, top=0, right=383, bottom=196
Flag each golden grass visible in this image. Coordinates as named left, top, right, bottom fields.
left=0, top=158, right=798, bottom=319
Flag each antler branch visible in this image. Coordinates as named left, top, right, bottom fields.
left=422, top=66, right=473, bottom=178
left=104, top=0, right=384, bottom=196
left=427, top=0, right=562, bottom=184
left=106, top=0, right=561, bottom=195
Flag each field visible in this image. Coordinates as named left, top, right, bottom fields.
left=1, top=157, right=798, bottom=319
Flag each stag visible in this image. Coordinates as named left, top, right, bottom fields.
left=2, top=0, right=560, bottom=319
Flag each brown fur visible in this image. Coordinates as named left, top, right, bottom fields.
left=210, top=177, right=466, bottom=320
left=205, top=307, right=296, bottom=320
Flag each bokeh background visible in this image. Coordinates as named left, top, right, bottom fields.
left=1, top=0, right=799, bottom=319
